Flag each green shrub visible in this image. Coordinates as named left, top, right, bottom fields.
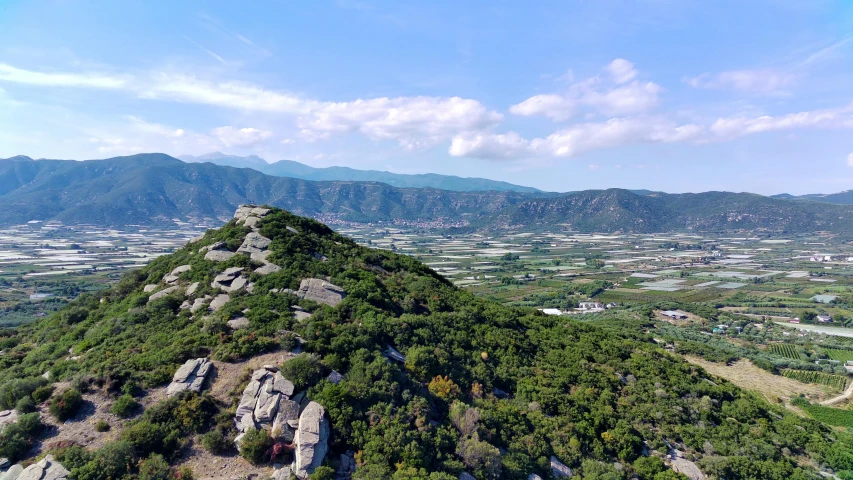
left=0, top=412, right=42, bottom=462
left=634, top=456, right=666, bottom=480
left=278, top=354, right=324, bottom=390
left=201, top=429, right=231, bottom=455
left=0, top=377, right=48, bottom=410
left=94, top=419, right=110, bottom=432
left=15, top=396, right=36, bottom=413
left=308, top=466, right=335, bottom=480
left=120, top=420, right=180, bottom=458
left=50, top=388, right=84, bottom=421
left=239, top=428, right=274, bottom=465
left=72, top=440, right=136, bottom=480
left=32, top=384, right=54, bottom=403
left=138, top=454, right=171, bottom=480
left=111, top=394, right=140, bottom=418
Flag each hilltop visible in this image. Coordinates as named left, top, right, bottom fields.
left=1, top=206, right=852, bottom=479
left=180, top=152, right=542, bottom=193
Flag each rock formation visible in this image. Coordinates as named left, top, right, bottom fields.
left=2, top=455, right=69, bottom=480
left=166, top=358, right=213, bottom=396
left=148, top=285, right=179, bottom=303
left=292, top=401, right=330, bottom=479
left=295, top=278, right=346, bottom=307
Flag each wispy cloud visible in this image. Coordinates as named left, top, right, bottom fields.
left=0, top=63, right=127, bottom=89
left=684, top=69, right=797, bottom=95
left=799, top=34, right=853, bottom=67
left=183, top=35, right=228, bottom=65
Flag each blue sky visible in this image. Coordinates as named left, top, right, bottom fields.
left=0, top=0, right=852, bottom=194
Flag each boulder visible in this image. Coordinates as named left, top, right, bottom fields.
left=296, top=278, right=346, bottom=307
left=550, top=456, right=573, bottom=478
left=186, top=282, right=200, bottom=296
left=148, top=286, right=179, bottom=303
left=327, top=371, right=343, bottom=384
left=0, top=409, right=18, bottom=428
left=190, top=296, right=211, bottom=313
left=293, top=310, right=312, bottom=322
left=459, top=474, right=476, bottom=480
left=228, top=275, right=248, bottom=292
left=215, top=267, right=244, bottom=283
left=271, top=466, right=292, bottom=480
left=244, top=216, right=261, bottom=229
left=286, top=226, right=299, bottom=234
left=336, top=451, right=355, bottom=480
left=255, top=263, right=281, bottom=276
left=238, top=232, right=272, bottom=253
left=204, top=241, right=227, bottom=252
left=1, top=464, right=23, bottom=480
left=272, top=399, right=300, bottom=440
left=271, top=372, right=295, bottom=396
left=209, top=294, right=230, bottom=312
left=528, top=475, right=544, bottom=480
left=254, top=386, right=281, bottom=424
left=143, top=284, right=158, bottom=293
left=227, top=317, right=250, bottom=330
left=291, top=402, right=330, bottom=479
left=167, top=358, right=213, bottom=396
left=205, top=250, right=235, bottom=262
left=16, top=455, right=69, bottom=480
left=251, top=250, right=272, bottom=262
left=234, top=205, right=271, bottom=226
left=0, top=458, right=9, bottom=469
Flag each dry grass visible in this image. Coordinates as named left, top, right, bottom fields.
left=683, top=356, right=831, bottom=404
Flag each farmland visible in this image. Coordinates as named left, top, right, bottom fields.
left=781, top=369, right=848, bottom=390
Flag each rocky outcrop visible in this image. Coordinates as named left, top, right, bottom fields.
left=148, top=285, right=179, bottom=303
left=163, top=264, right=191, bottom=283
left=527, top=474, right=544, bottom=480
left=204, top=242, right=235, bottom=262
left=292, top=401, right=330, bottom=479
left=0, top=410, right=18, bottom=428
left=191, top=295, right=212, bottom=313
left=236, top=368, right=297, bottom=437
left=238, top=232, right=272, bottom=253
left=255, top=263, right=281, bottom=276
left=336, top=451, right=355, bottom=480
left=6, top=455, right=69, bottom=480
left=212, top=267, right=248, bottom=292
left=459, top=474, right=476, bottom=480
left=296, top=279, right=346, bottom=307
left=167, top=358, right=213, bottom=396
left=209, top=294, right=230, bottom=312
left=234, top=205, right=272, bottom=226
left=143, top=284, right=158, bottom=293
left=550, top=456, right=573, bottom=478
left=227, top=317, right=250, bottom=330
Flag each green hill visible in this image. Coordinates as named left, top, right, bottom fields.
left=1, top=206, right=852, bottom=479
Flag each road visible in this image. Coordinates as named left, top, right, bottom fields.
left=773, top=321, right=853, bottom=339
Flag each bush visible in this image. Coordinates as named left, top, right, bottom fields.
left=0, top=412, right=42, bottom=462
left=94, top=419, right=111, bottom=432
left=72, top=440, right=136, bottom=480
left=111, top=394, right=140, bottom=418
left=32, top=384, right=55, bottom=403
left=15, top=396, right=36, bottom=413
left=0, top=376, right=48, bottom=410
left=278, top=354, right=324, bottom=390
left=121, top=420, right=180, bottom=458
left=201, top=429, right=231, bottom=455
left=308, top=466, right=336, bottom=480
left=50, top=388, right=84, bottom=421
left=239, top=428, right=274, bottom=465
left=138, top=454, right=171, bottom=480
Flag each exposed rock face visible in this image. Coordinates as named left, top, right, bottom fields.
left=167, top=358, right=213, bottom=396
left=163, top=264, right=191, bottom=283
left=550, top=456, right=573, bottom=478
left=0, top=464, right=23, bottom=480
left=143, top=284, right=158, bottom=293
left=148, top=285, right=179, bottom=303
left=186, top=282, right=200, bottom=296
left=292, top=401, right=330, bottom=479
left=235, top=366, right=285, bottom=435
left=255, top=263, right=281, bottom=276
left=327, top=371, right=343, bottom=384
left=336, top=451, right=355, bottom=480
left=527, top=474, right=544, bottom=480
left=191, top=295, right=211, bottom=313
left=204, top=241, right=236, bottom=262
left=227, top=317, right=250, bottom=330
left=212, top=267, right=247, bottom=292
left=234, top=205, right=272, bottom=227
left=0, top=409, right=18, bottom=428
left=238, top=232, right=272, bottom=253
left=11, top=455, right=69, bottom=480
left=208, top=294, right=230, bottom=312
left=458, top=474, right=476, bottom=480
left=296, top=278, right=346, bottom=307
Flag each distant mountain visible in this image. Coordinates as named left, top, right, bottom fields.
left=4, top=154, right=853, bottom=235
left=771, top=191, right=853, bottom=205
left=470, top=188, right=853, bottom=234
left=179, top=152, right=542, bottom=193
left=0, top=154, right=539, bottom=226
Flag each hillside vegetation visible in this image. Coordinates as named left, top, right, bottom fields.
left=1, top=207, right=853, bottom=479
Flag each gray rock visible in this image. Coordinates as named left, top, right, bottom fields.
left=336, top=451, right=355, bottom=480
left=238, top=232, right=272, bottom=253
left=0, top=409, right=18, bottom=428
left=327, top=371, right=343, bottom=384
left=179, top=300, right=191, bottom=310
left=205, top=250, right=235, bottom=262
left=172, top=264, right=192, bottom=275
left=143, top=284, right=158, bottom=293
left=255, top=263, right=281, bottom=275
left=251, top=250, right=272, bottom=262
left=244, top=216, right=261, bottom=229
left=215, top=267, right=244, bottom=283
left=296, top=278, right=346, bottom=307
left=239, top=411, right=258, bottom=432
left=271, top=373, right=294, bottom=397
left=528, top=475, right=544, bottom=480
left=228, top=275, right=248, bottom=292
left=17, top=455, right=69, bottom=480
left=254, top=385, right=281, bottom=424
left=271, top=466, right=292, bottom=480
left=227, top=317, right=250, bottom=330
left=246, top=282, right=256, bottom=294
left=291, top=402, right=330, bottom=479
left=190, top=296, right=210, bottom=313
left=234, top=432, right=246, bottom=451
left=186, top=282, right=200, bottom=296
left=459, top=474, right=476, bottom=480
left=550, top=456, right=573, bottom=478
left=286, top=226, right=299, bottom=234
left=272, top=399, right=300, bottom=439
left=1, top=464, right=23, bottom=480
left=167, top=358, right=213, bottom=396
left=0, top=458, right=9, bottom=469
left=293, top=310, right=312, bottom=322
left=209, top=294, right=230, bottom=312
left=148, top=285, right=179, bottom=303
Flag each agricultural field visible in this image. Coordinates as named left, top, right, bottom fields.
left=781, top=369, right=848, bottom=390
left=825, top=347, right=853, bottom=362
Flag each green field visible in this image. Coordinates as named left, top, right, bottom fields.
left=782, top=369, right=848, bottom=390
left=802, top=404, right=853, bottom=428
left=825, top=348, right=853, bottom=363
left=769, top=343, right=800, bottom=359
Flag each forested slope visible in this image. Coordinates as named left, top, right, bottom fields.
left=1, top=207, right=852, bottom=479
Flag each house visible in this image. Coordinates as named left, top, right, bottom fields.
left=661, top=310, right=688, bottom=320
left=579, top=302, right=604, bottom=310
left=817, top=314, right=832, bottom=323
left=789, top=317, right=800, bottom=324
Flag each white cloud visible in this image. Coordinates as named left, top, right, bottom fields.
left=212, top=126, right=273, bottom=147
left=605, top=59, right=637, bottom=84
left=709, top=103, right=853, bottom=139
left=510, top=59, right=661, bottom=121
left=450, top=117, right=703, bottom=160
left=685, top=69, right=796, bottom=94
left=0, top=63, right=127, bottom=89
left=848, top=153, right=853, bottom=167
left=299, top=96, right=503, bottom=149
left=588, top=164, right=601, bottom=170
left=509, top=94, right=576, bottom=121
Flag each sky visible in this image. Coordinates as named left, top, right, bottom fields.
left=0, top=0, right=852, bottom=194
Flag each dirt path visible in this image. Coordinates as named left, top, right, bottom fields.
left=821, top=378, right=853, bottom=406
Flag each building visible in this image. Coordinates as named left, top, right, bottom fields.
left=579, top=302, right=604, bottom=310
left=540, top=308, right=563, bottom=316
left=661, top=310, right=688, bottom=320
left=817, top=314, right=832, bottom=323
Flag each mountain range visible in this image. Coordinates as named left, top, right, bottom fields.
left=4, top=153, right=853, bottom=235
left=179, top=152, right=541, bottom=193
